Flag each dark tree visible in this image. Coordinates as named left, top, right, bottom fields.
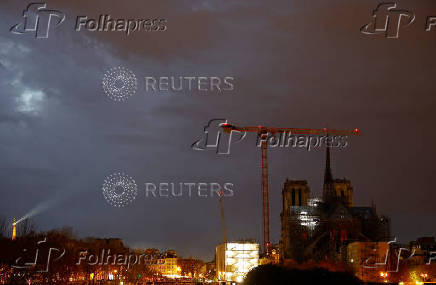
left=244, top=264, right=362, bottom=285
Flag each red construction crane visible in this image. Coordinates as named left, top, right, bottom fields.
left=221, top=123, right=360, bottom=256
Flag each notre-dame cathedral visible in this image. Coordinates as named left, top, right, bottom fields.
left=280, top=147, right=391, bottom=262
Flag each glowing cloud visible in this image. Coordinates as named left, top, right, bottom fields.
left=16, top=89, right=45, bottom=114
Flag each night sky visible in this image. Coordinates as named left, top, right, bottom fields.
left=1, top=0, right=435, bottom=261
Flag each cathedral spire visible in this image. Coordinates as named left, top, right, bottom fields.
left=324, top=143, right=333, bottom=184
left=323, top=142, right=335, bottom=202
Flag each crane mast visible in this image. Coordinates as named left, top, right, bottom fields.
left=219, top=191, right=227, bottom=244
left=260, top=138, right=270, bottom=255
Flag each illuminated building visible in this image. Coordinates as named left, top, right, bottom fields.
left=280, top=147, right=391, bottom=262
left=12, top=219, right=16, bottom=241
left=216, top=242, right=259, bottom=283
left=149, top=249, right=181, bottom=278
left=150, top=257, right=180, bottom=277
